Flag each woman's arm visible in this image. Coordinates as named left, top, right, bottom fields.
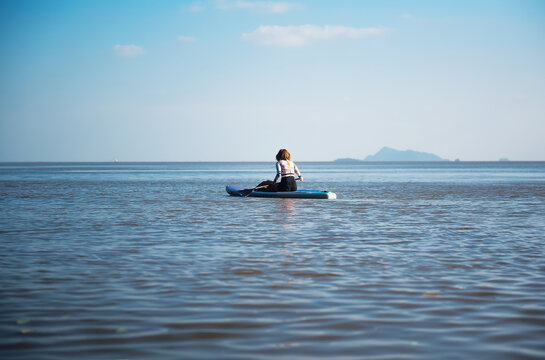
left=294, top=163, right=303, bottom=181
left=273, top=162, right=281, bottom=183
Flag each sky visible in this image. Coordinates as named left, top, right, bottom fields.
left=1, top=0, right=544, bottom=161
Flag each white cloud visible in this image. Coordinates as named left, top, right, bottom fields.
left=234, top=1, right=296, bottom=13
left=189, top=2, right=205, bottom=12
left=113, top=44, right=145, bottom=57
left=242, top=25, right=387, bottom=47
left=178, top=35, right=196, bottom=43
left=400, top=13, right=427, bottom=23
left=217, top=0, right=297, bottom=14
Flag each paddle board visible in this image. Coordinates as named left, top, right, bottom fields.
left=226, top=185, right=336, bottom=199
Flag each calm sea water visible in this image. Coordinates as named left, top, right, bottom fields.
left=1, top=162, right=544, bottom=359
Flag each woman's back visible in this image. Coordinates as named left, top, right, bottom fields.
left=276, top=159, right=297, bottom=177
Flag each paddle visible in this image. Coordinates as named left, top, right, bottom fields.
left=239, top=185, right=269, bottom=197
left=240, top=177, right=303, bottom=197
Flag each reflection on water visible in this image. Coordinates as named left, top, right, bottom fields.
left=277, top=199, right=297, bottom=231
left=1, top=162, right=544, bottom=359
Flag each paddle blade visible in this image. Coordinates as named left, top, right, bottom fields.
left=238, top=188, right=254, bottom=196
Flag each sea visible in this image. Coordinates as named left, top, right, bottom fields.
left=1, top=161, right=544, bottom=359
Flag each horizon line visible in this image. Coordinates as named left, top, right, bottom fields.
left=1, top=160, right=544, bottom=164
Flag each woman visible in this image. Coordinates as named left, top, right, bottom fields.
left=273, top=149, right=303, bottom=192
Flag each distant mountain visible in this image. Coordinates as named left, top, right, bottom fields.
left=364, top=147, right=448, bottom=161
left=335, top=147, right=448, bottom=162
left=334, top=158, right=362, bottom=162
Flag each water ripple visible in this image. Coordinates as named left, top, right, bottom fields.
left=1, top=163, right=545, bottom=359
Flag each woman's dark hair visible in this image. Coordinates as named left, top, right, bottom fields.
left=276, top=149, right=291, bottom=161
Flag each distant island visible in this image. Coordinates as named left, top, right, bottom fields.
left=335, top=158, right=362, bottom=162
left=335, top=147, right=449, bottom=162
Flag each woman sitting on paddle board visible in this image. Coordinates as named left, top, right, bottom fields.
left=273, top=149, right=303, bottom=192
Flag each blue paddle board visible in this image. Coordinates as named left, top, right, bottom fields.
left=226, top=185, right=336, bottom=199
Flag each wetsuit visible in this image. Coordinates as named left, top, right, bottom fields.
left=274, top=160, right=301, bottom=192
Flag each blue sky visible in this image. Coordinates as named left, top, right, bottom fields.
left=1, top=0, right=544, bottom=161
